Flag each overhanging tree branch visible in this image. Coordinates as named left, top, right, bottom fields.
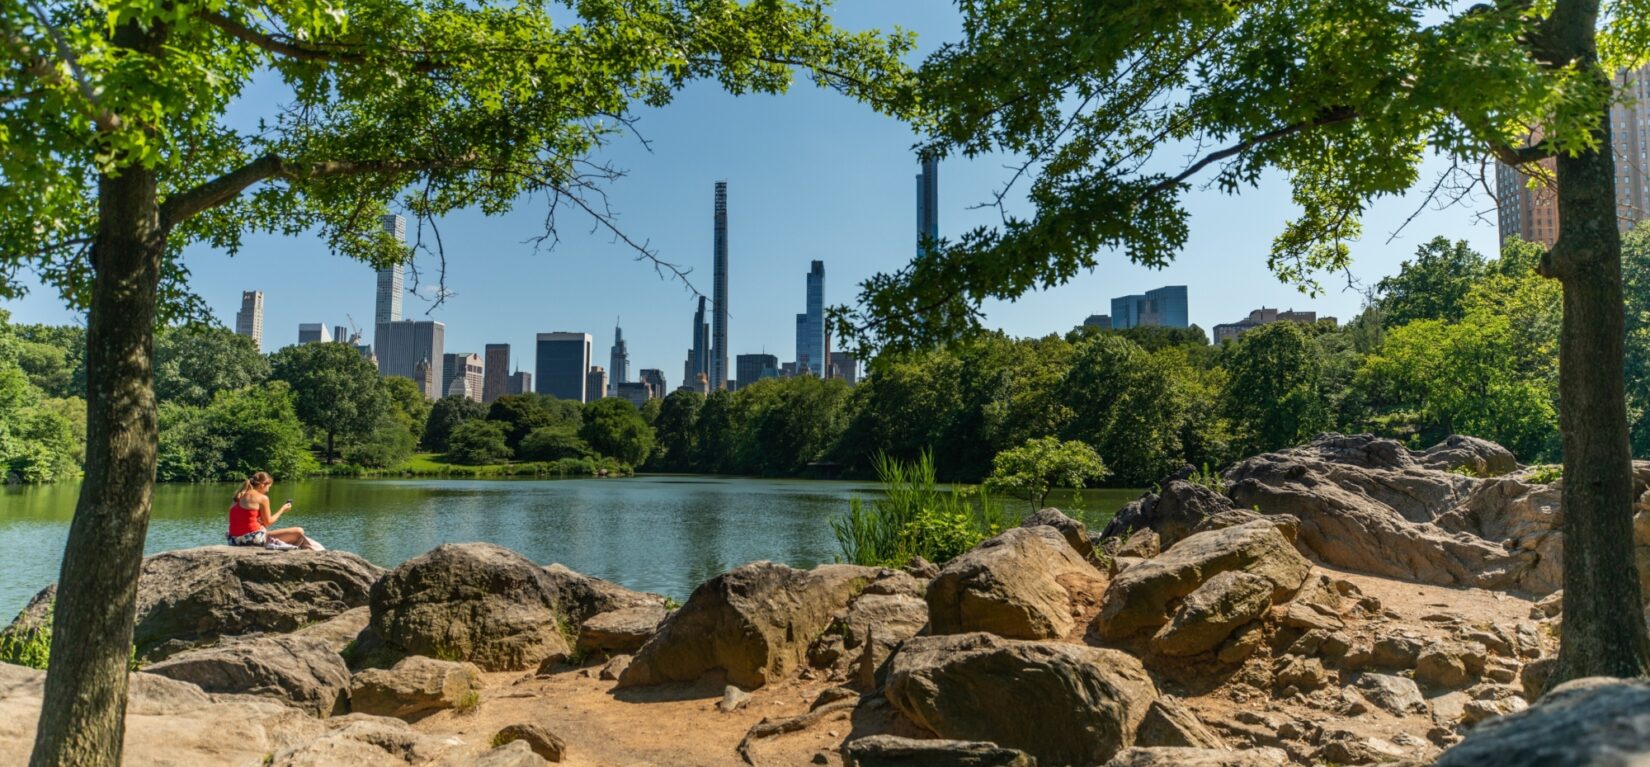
left=196, top=10, right=442, bottom=72
left=159, top=153, right=476, bottom=228
left=1146, top=106, right=1360, bottom=195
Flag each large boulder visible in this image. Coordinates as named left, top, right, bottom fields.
left=1224, top=434, right=1554, bottom=592
left=541, top=563, right=668, bottom=624
left=1434, top=677, right=1650, bottom=766
left=143, top=633, right=351, bottom=717
left=1420, top=435, right=1519, bottom=477
left=617, top=562, right=876, bottom=689
left=843, top=735, right=1033, bottom=766
left=348, top=655, right=483, bottom=721
left=1096, top=520, right=1310, bottom=641
left=0, top=663, right=457, bottom=765
left=1020, top=508, right=1094, bottom=558
left=1149, top=571, right=1274, bottom=657
left=885, top=633, right=1157, bottom=767
left=1103, top=480, right=1235, bottom=549
left=926, top=526, right=1103, bottom=640
left=4, top=547, right=383, bottom=661
left=370, top=543, right=569, bottom=672
left=576, top=604, right=669, bottom=654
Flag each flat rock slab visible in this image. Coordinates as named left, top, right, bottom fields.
left=144, top=633, right=350, bottom=717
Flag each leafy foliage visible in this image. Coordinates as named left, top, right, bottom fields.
left=1221, top=322, right=1331, bottom=456
left=423, top=395, right=488, bottom=452
left=154, top=327, right=269, bottom=408
left=832, top=452, right=1012, bottom=567
left=156, top=381, right=317, bottom=482
left=445, top=420, right=512, bottom=466
left=269, top=342, right=386, bottom=462
left=579, top=398, right=655, bottom=467
left=985, top=436, right=1109, bottom=512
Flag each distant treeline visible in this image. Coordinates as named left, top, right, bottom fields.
left=5, top=229, right=1650, bottom=485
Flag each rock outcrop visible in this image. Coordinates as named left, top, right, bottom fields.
left=1149, top=571, right=1275, bottom=657
left=926, top=526, right=1102, bottom=640
left=1104, top=748, right=1290, bottom=767
left=576, top=604, right=669, bottom=654
left=843, top=735, right=1033, bottom=766
left=348, top=655, right=483, bottom=720
left=618, top=562, right=875, bottom=689
left=541, top=563, right=669, bottom=623
left=885, top=633, right=1157, bottom=767
left=1096, top=520, right=1310, bottom=641
left=1104, top=479, right=1234, bottom=549
left=1434, top=677, right=1650, bottom=766
left=1020, top=507, right=1094, bottom=558
left=4, top=547, right=382, bottom=661
left=143, top=633, right=350, bottom=717
left=370, top=543, right=569, bottom=671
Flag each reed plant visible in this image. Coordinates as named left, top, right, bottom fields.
left=833, top=451, right=1014, bottom=567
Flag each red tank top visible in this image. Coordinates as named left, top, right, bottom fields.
left=228, top=499, right=263, bottom=537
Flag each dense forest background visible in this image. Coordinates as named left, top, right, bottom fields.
left=4, top=228, right=1649, bottom=486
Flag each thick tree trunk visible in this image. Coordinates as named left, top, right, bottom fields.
left=29, top=167, right=165, bottom=765
left=1545, top=0, right=1650, bottom=685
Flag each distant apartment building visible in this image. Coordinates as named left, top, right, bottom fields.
left=1111, top=285, right=1189, bottom=329
left=376, top=319, right=445, bottom=398
left=616, top=381, right=652, bottom=408
left=297, top=323, right=333, bottom=344
left=736, top=353, right=780, bottom=390
left=509, top=370, right=532, bottom=396
left=536, top=332, right=591, bottom=402
left=483, top=344, right=511, bottom=403
left=442, top=352, right=484, bottom=402
left=586, top=367, right=609, bottom=403
left=639, top=369, right=666, bottom=398
left=828, top=351, right=859, bottom=386
left=1495, top=65, right=1650, bottom=248
left=234, top=291, right=264, bottom=351
left=1213, top=308, right=1332, bottom=344
left=1081, top=314, right=1111, bottom=331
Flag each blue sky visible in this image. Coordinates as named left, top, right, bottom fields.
left=3, top=2, right=1500, bottom=386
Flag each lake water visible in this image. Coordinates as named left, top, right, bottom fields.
left=0, top=476, right=1140, bottom=619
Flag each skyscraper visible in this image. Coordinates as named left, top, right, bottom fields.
left=683, top=296, right=710, bottom=389
left=829, top=351, right=859, bottom=386
left=609, top=321, right=629, bottom=396
left=639, top=369, right=666, bottom=398
left=737, top=353, right=780, bottom=390
left=1110, top=286, right=1190, bottom=329
left=712, top=181, right=730, bottom=391
left=376, top=320, right=445, bottom=398
left=509, top=370, right=532, bottom=396
left=917, top=154, right=939, bottom=256
left=586, top=366, right=608, bottom=403
left=442, top=352, right=484, bottom=402
left=1494, top=65, right=1650, bottom=247
left=536, top=332, right=592, bottom=402
left=234, top=291, right=264, bottom=352
left=483, top=344, right=510, bottom=403
left=375, top=215, right=406, bottom=325
left=297, top=323, right=333, bottom=344
left=795, top=260, right=825, bottom=376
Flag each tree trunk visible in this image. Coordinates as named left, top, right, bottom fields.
left=28, top=169, right=165, bottom=765
left=1545, top=0, right=1650, bottom=685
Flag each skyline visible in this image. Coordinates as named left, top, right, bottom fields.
left=0, top=3, right=1503, bottom=375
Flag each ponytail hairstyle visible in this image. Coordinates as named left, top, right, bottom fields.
left=236, top=471, right=274, bottom=501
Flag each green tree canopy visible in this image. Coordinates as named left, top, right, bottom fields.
left=518, top=425, right=592, bottom=462
left=157, top=381, right=316, bottom=482
left=1059, top=335, right=1185, bottom=486
left=1374, top=237, right=1489, bottom=328
left=1221, top=322, right=1331, bottom=456
left=154, top=326, right=269, bottom=408
left=650, top=390, right=703, bottom=471
left=984, top=436, right=1109, bottom=513
left=579, top=397, right=655, bottom=467
left=269, top=342, right=385, bottom=462
left=445, top=419, right=512, bottom=466
left=423, top=395, right=488, bottom=452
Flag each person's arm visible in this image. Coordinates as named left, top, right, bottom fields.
left=259, top=496, right=291, bottom=527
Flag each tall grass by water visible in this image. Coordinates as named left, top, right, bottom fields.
left=832, top=452, right=1017, bottom=567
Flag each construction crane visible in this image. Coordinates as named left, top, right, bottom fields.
left=345, top=314, right=364, bottom=345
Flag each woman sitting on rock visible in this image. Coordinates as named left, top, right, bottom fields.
left=228, top=471, right=306, bottom=548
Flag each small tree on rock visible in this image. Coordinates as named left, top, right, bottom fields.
left=985, top=437, right=1109, bottom=513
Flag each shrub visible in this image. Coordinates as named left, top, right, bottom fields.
left=446, top=420, right=512, bottom=465
left=832, top=451, right=1014, bottom=567
left=518, top=426, right=594, bottom=462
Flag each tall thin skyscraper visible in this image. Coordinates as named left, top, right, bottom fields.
left=796, top=260, right=825, bottom=376
left=374, top=214, right=406, bottom=362
left=609, top=320, right=629, bottom=396
left=917, top=154, right=939, bottom=256
left=234, top=290, right=264, bottom=352
left=683, top=296, right=710, bottom=388
left=711, top=181, right=730, bottom=391
left=483, top=344, right=510, bottom=403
